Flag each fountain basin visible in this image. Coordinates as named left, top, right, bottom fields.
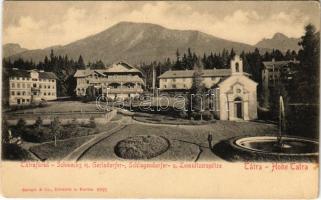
left=213, top=135, right=319, bottom=162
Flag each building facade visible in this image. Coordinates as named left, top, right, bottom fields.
left=74, top=62, right=145, bottom=99
left=261, top=58, right=299, bottom=108
left=9, top=69, right=58, bottom=105
left=158, top=55, right=258, bottom=121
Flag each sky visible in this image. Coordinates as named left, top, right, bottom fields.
left=3, top=1, right=320, bottom=49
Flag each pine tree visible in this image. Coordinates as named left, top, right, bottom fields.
left=295, top=24, right=320, bottom=103
left=77, top=55, right=86, bottom=69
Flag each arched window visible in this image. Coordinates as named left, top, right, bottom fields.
left=235, top=62, right=239, bottom=72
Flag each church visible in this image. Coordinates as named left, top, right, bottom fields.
left=158, top=55, right=258, bottom=121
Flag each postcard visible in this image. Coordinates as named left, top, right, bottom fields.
left=1, top=1, right=320, bottom=198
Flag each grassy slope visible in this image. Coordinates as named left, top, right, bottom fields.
left=29, top=135, right=93, bottom=161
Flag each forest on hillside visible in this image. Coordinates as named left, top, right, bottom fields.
left=2, top=24, right=318, bottom=110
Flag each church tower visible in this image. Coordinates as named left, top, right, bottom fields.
left=231, top=55, right=243, bottom=74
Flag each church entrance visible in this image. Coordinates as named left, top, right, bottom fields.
left=234, top=97, right=243, bottom=119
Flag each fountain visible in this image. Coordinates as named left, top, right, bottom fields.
left=213, top=96, right=319, bottom=162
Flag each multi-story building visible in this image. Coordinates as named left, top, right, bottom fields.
left=158, top=55, right=258, bottom=121
left=261, top=58, right=299, bottom=108
left=9, top=69, right=58, bottom=105
left=158, top=68, right=231, bottom=91
left=74, top=61, right=145, bottom=99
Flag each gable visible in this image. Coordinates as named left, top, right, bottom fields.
left=218, top=75, right=257, bottom=93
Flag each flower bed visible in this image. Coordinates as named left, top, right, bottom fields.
left=114, top=135, right=170, bottom=159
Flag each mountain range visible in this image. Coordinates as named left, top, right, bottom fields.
left=255, top=32, right=300, bottom=52
left=3, top=22, right=300, bottom=64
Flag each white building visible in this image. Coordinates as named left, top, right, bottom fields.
left=74, top=62, right=145, bottom=99
left=9, top=69, right=58, bottom=105
left=158, top=55, right=258, bottom=121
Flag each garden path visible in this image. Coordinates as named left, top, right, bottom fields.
left=64, top=123, right=126, bottom=161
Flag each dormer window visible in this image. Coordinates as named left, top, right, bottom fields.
left=235, top=62, right=239, bottom=72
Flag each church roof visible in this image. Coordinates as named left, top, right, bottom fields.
left=158, top=69, right=231, bottom=79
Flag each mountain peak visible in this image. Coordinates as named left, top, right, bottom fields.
left=7, top=21, right=266, bottom=64
left=255, top=32, right=299, bottom=52
left=3, top=43, right=28, bottom=57
left=272, top=32, right=288, bottom=40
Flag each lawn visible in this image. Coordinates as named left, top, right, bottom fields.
left=29, top=135, right=93, bottom=161
left=26, top=122, right=120, bottom=161
left=7, top=101, right=102, bottom=114
left=79, top=120, right=278, bottom=161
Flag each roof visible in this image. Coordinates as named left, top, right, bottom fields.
left=39, top=72, right=58, bottom=79
left=158, top=69, right=231, bottom=79
left=9, top=69, right=58, bottom=79
left=74, top=61, right=143, bottom=78
left=262, top=60, right=299, bottom=69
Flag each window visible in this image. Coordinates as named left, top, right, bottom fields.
left=32, top=79, right=37, bottom=81
left=26, top=99, right=30, bottom=102
left=52, top=80, right=55, bottom=82
left=52, top=92, right=55, bottom=96
left=17, top=83, right=20, bottom=88
left=164, top=85, right=167, bottom=89
left=17, top=92, right=21, bottom=96
left=22, top=91, right=26, bottom=96
left=22, top=99, right=25, bottom=103
left=39, top=84, right=42, bottom=89
left=172, top=84, right=176, bottom=89
left=183, top=84, right=187, bottom=88
left=22, top=83, right=25, bottom=88
left=48, top=92, right=51, bottom=96
left=33, top=83, right=37, bottom=87
left=44, top=93, right=47, bottom=96
left=172, top=78, right=176, bottom=82
left=11, top=91, right=15, bottom=96
left=11, top=83, right=15, bottom=88
left=27, top=84, right=30, bottom=88
left=48, top=85, right=50, bottom=89
left=44, top=85, right=47, bottom=89
left=87, top=80, right=90, bottom=84
left=22, top=77, right=25, bottom=80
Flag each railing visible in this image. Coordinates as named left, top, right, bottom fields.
left=107, top=88, right=144, bottom=93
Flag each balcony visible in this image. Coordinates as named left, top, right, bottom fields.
left=31, top=86, right=40, bottom=91
left=105, top=87, right=144, bottom=94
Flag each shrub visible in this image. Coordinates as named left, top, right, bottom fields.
left=17, top=118, right=26, bottom=128
left=88, top=117, right=96, bottom=128
left=191, top=112, right=202, bottom=120
left=34, top=117, right=43, bottom=129
left=178, top=110, right=188, bottom=119
left=202, top=111, right=213, bottom=121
